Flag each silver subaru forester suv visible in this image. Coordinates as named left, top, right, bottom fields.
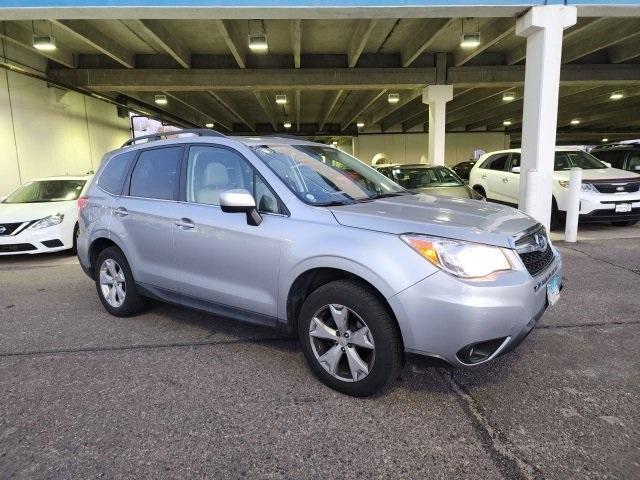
left=78, top=130, right=562, bottom=397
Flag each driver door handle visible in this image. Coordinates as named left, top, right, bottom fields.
left=175, top=218, right=195, bottom=230
left=502, top=178, right=509, bottom=183
left=114, top=207, right=128, bottom=217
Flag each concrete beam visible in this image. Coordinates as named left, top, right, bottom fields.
left=562, top=18, right=640, bottom=63
left=126, top=91, right=204, bottom=127
left=609, top=39, right=640, bottom=64
left=348, top=19, right=377, bottom=68
left=207, top=91, right=255, bottom=131
left=341, top=89, right=386, bottom=131
left=368, top=89, right=422, bottom=126
left=47, top=67, right=438, bottom=91
left=401, top=18, right=455, bottom=67
left=53, top=20, right=135, bottom=68
left=0, top=21, right=76, bottom=68
left=291, top=20, right=301, bottom=69
left=319, top=90, right=344, bottom=131
left=295, top=90, right=301, bottom=131
left=167, top=92, right=232, bottom=131
left=381, top=97, right=424, bottom=131
left=453, top=18, right=514, bottom=67
left=133, top=20, right=191, bottom=68
left=213, top=19, right=246, bottom=69
left=253, top=91, right=277, bottom=131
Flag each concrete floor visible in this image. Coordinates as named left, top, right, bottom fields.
left=0, top=239, right=638, bottom=479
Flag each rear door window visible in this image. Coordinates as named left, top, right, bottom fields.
left=98, top=151, right=136, bottom=195
left=592, top=150, right=626, bottom=169
left=129, top=147, right=182, bottom=200
left=482, top=154, right=510, bottom=171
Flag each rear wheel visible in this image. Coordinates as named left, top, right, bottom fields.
left=611, top=220, right=638, bottom=227
left=298, top=280, right=402, bottom=397
left=95, top=247, right=147, bottom=317
left=69, top=223, right=79, bottom=255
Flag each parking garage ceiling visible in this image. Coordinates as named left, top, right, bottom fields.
left=2, top=16, right=640, bottom=143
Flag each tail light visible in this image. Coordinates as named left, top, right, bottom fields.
left=77, top=196, right=89, bottom=210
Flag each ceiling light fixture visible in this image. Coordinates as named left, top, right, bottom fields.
left=275, top=94, right=287, bottom=105
left=602, top=138, right=609, bottom=143
left=610, top=92, right=624, bottom=100
left=332, top=141, right=338, bottom=146
left=154, top=94, right=168, bottom=105
left=460, top=32, right=481, bottom=48
left=570, top=119, right=580, bottom=125
left=283, top=120, right=292, bottom=129
left=32, top=34, right=56, bottom=51
left=356, top=120, right=365, bottom=128
left=502, top=92, right=515, bottom=102
left=388, top=93, right=400, bottom=104
left=503, top=120, right=512, bottom=126
left=248, top=20, right=268, bottom=53
left=205, top=123, right=214, bottom=128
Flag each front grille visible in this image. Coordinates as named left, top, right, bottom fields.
left=0, top=243, right=37, bottom=253
left=592, top=181, right=640, bottom=194
left=0, top=222, right=24, bottom=236
left=519, top=244, right=554, bottom=276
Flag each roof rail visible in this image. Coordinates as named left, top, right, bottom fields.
left=121, top=129, right=226, bottom=147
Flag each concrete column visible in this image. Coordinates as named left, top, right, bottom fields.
left=423, top=85, right=453, bottom=165
left=516, top=5, right=576, bottom=230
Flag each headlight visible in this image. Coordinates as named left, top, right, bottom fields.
left=30, top=213, right=64, bottom=229
left=401, top=234, right=512, bottom=279
left=558, top=180, right=596, bottom=193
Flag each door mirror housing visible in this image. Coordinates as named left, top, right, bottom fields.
left=219, top=189, right=262, bottom=226
left=511, top=166, right=521, bottom=174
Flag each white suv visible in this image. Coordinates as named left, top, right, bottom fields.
left=469, top=147, right=640, bottom=228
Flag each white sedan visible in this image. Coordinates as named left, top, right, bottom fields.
left=0, top=176, right=91, bottom=255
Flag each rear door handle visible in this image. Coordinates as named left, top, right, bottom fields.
left=114, top=207, right=128, bottom=217
left=175, top=218, right=195, bottom=230
left=481, top=174, right=487, bottom=179
left=502, top=178, right=509, bottom=183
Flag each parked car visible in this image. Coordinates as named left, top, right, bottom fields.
left=78, top=130, right=562, bottom=397
left=590, top=143, right=640, bottom=173
left=452, top=160, right=476, bottom=181
left=469, top=147, right=640, bottom=228
left=0, top=175, right=91, bottom=255
left=376, top=164, right=484, bottom=200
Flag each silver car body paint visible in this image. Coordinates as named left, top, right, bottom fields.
left=78, top=135, right=562, bottom=367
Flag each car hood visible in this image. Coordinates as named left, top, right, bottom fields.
left=0, top=201, right=76, bottom=223
left=554, top=167, right=640, bottom=181
left=329, top=194, right=536, bottom=248
left=410, top=185, right=481, bottom=200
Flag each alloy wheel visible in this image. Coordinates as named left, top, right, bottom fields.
left=308, top=304, right=375, bottom=382
left=99, top=258, right=126, bottom=308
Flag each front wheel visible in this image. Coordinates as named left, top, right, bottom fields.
left=95, top=247, right=148, bottom=317
left=298, top=280, right=402, bottom=397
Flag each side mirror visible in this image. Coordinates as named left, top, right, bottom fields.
left=219, top=189, right=262, bottom=226
left=511, top=166, right=521, bottom=174
left=633, top=165, right=640, bottom=171
left=603, top=161, right=612, bottom=168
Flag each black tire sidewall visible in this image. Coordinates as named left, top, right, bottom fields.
left=95, top=247, right=144, bottom=317
left=298, top=280, right=401, bottom=397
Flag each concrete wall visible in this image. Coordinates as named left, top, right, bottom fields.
left=353, top=132, right=508, bottom=167
left=0, top=45, right=131, bottom=197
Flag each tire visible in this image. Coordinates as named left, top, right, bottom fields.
left=95, top=246, right=148, bottom=317
left=550, top=198, right=563, bottom=231
left=298, top=279, right=402, bottom=397
left=69, top=223, right=79, bottom=255
left=611, top=220, right=638, bottom=227
left=472, top=185, right=486, bottom=198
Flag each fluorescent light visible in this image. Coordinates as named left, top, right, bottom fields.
left=570, top=119, right=580, bottom=125
left=356, top=121, right=365, bottom=128
left=388, top=93, right=400, bottom=104
left=205, top=123, right=214, bottom=128
left=154, top=94, right=168, bottom=105
left=502, top=92, right=515, bottom=102
left=275, top=94, right=287, bottom=105
left=503, top=120, right=512, bottom=126
left=602, top=138, right=609, bottom=143
left=248, top=34, right=268, bottom=52
left=460, top=33, right=481, bottom=49
left=332, top=141, right=338, bottom=146
left=610, top=92, right=624, bottom=100
left=32, top=35, right=56, bottom=51
left=283, top=121, right=292, bottom=129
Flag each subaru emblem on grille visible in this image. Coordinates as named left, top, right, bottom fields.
left=616, top=186, right=624, bottom=192
left=533, top=233, right=547, bottom=251
left=0, top=226, right=6, bottom=234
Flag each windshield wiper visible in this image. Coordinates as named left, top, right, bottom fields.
left=315, top=200, right=357, bottom=207
left=369, top=192, right=410, bottom=199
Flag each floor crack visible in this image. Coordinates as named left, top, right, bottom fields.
left=558, top=244, right=639, bottom=275
left=536, top=320, right=640, bottom=329
left=439, top=370, right=542, bottom=480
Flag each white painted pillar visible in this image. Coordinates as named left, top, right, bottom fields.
left=516, top=5, right=577, bottom=230
left=423, top=85, right=453, bottom=166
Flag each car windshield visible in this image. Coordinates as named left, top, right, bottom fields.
left=392, top=166, right=464, bottom=189
left=554, top=151, right=607, bottom=171
left=3, top=180, right=86, bottom=204
left=251, top=144, right=407, bottom=205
